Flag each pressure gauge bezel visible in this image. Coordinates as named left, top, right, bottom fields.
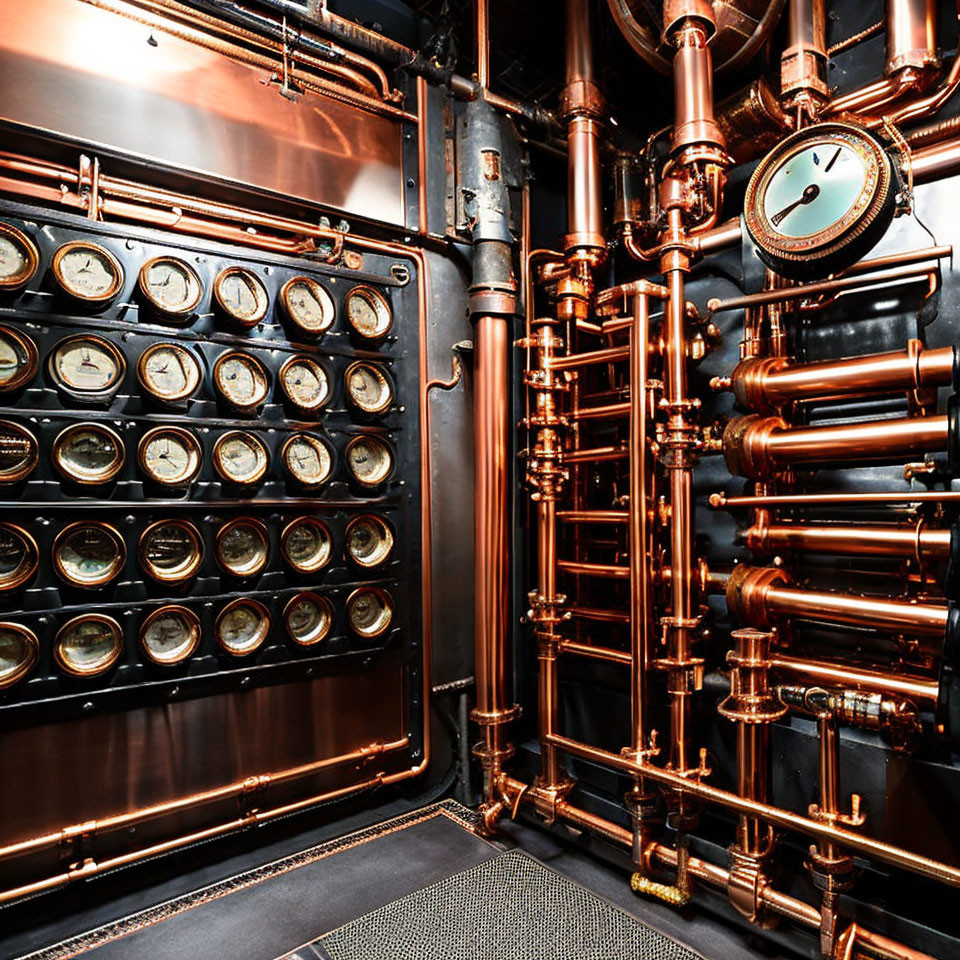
left=215, top=516, right=269, bottom=578
left=215, top=597, right=270, bottom=656
left=344, top=514, right=394, bottom=569
left=138, top=519, right=204, bottom=583
left=280, top=516, right=332, bottom=574
left=213, top=430, right=270, bottom=487
left=281, top=433, right=334, bottom=489
left=743, top=121, right=896, bottom=280
left=139, top=605, right=201, bottom=666
left=346, top=586, right=394, bottom=639
left=344, top=434, right=394, bottom=488
left=138, top=425, right=203, bottom=488
left=344, top=285, right=393, bottom=340
left=0, top=522, right=39, bottom=592
left=48, top=333, right=127, bottom=403
left=214, top=266, right=270, bottom=327
left=278, top=354, right=331, bottom=414
left=283, top=591, right=334, bottom=647
left=212, top=350, right=270, bottom=412
left=52, top=422, right=126, bottom=486
left=137, top=341, right=203, bottom=404
left=0, top=224, right=40, bottom=291
left=138, top=256, right=204, bottom=321
left=279, top=276, right=336, bottom=336
left=54, top=613, right=124, bottom=676
left=52, top=521, right=126, bottom=588
left=0, top=420, right=39, bottom=484
left=51, top=240, right=125, bottom=304
left=0, top=622, right=39, bottom=689
left=0, top=325, right=39, bottom=393
left=344, top=360, right=394, bottom=415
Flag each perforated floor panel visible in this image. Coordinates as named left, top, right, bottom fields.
left=284, top=850, right=703, bottom=960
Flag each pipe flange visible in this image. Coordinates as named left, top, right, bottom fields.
left=470, top=704, right=522, bottom=726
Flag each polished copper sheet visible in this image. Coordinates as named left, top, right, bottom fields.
left=0, top=0, right=404, bottom=224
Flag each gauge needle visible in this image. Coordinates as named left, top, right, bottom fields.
left=825, top=146, right=843, bottom=172
left=770, top=183, right=820, bottom=227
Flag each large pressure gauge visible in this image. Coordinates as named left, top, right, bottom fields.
left=0, top=622, right=38, bottom=688
left=55, top=614, right=123, bottom=676
left=49, top=334, right=126, bottom=402
left=139, top=519, right=204, bottom=583
left=214, top=267, right=270, bottom=327
left=137, top=342, right=203, bottom=403
left=140, top=605, right=201, bottom=665
left=0, top=325, right=38, bottom=392
left=0, top=421, right=38, bottom=483
left=52, top=422, right=125, bottom=485
left=280, top=276, right=335, bottom=336
left=0, top=523, right=38, bottom=591
left=283, top=592, right=333, bottom=646
left=213, top=351, right=270, bottom=412
left=744, top=122, right=896, bottom=280
left=215, top=517, right=269, bottom=577
left=52, top=241, right=124, bottom=304
left=138, top=426, right=202, bottom=487
left=138, top=256, right=203, bottom=320
left=213, top=430, right=269, bottom=486
left=282, top=433, right=333, bottom=488
left=0, top=224, right=39, bottom=290
left=216, top=598, right=269, bottom=655
left=53, top=521, right=126, bottom=587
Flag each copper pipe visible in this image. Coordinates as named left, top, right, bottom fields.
left=885, top=0, right=939, bottom=75
left=558, top=559, right=630, bottom=579
left=828, top=20, right=885, bottom=57
left=547, top=346, right=630, bottom=370
left=475, top=0, right=490, bottom=89
left=835, top=923, right=940, bottom=960
left=569, top=605, right=631, bottom=624
left=557, top=510, right=629, bottom=524
left=563, top=445, right=628, bottom=463
left=911, top=136, right=960, bottom=182
left=543, top=732, right=960, bottom=886
left=417, top=76, right=429, bottom=236
left=559, top=640, right=633, bottom=665
left=570, top=401, right=631, bottom=420
left=712, top=490, right=960, bottom=509
left=780, top=0, right=828, bottom=114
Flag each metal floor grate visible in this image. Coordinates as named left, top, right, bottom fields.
left=291, top=850, right=702, bottom=960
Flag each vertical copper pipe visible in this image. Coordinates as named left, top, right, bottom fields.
left=416, top=75, right=429, bottom=236
left=475, top=0, right=490, bottom=89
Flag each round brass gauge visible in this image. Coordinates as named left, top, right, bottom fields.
left=213, top=431, right=269, bottom=487
left=345, top=434, right=393, bottom=487
left=281, top=433, right=333, bottom=488
left=0, top=224, right=40, bottom=291
left=137, top=342, right=203, bottom=403
left=0, top=325, right=38, bottom=392
left=138, top=426, right=202, bottom=487
left=345, top=514, right=394, bottom=569
left=138, top=256, right=203, bottom=320
left=140, top=605, right=201, bottom=666
left=0, top=421, right=39, bottom=483
left=53, top=522, right=126, bottom=588
left=214, top=266, right=269, bottom=327
left=48, top=334, right=126, bottom=402
left=280, top=517, right=332, bottom=574
left=279, top=355, right=330, bottom=413
left=283, top=592, right=334, bottom=647
left=51, top=240, right=124, bottom=304
left=215, top=517, right=269, bottom=577
left=216, top=598, right=270, bottom=656
left=280, top=276, right=335, bottom=336
left=346, top=586, right=394, bottom=639
left=0, top=523, right=39, bottom=591
left=212, top=350, right=270, bottom=412
left=344, top=285, right=392, bottom=340
left=744, top=122, right=896, bottom=280
left=345, top=361, right=393, bottom=415
left=52, top=422, right=125, bottom=486
left=0, top=622, right=38, bottom=688
left=54, top=614, right=123, bottom=676
left=138, top=519, right=203, bottom=583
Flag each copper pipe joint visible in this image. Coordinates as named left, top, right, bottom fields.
left=718, top=629, right=789, bottom=726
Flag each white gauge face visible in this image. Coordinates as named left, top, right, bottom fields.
left=51, top=337, right=124, bottom=394
left=141, top=607, right=199, bottom=664
left=217, top=268, right=268, bottom=324
left=280, top=357, right=329, bottom=411
left=217, top=520, right=268, bottom=576
left=283, top=278, right=335, bottom=334
left=761, top=142, right=867, bottom=239
left=55, top=244, right=122, bottom=300
left=140, top=428, right=200, bottom=486
left=214, top=352, right=269, bottom=410
left=140, top=522, right=202, bottom=582
left=346, top=515, right=394, bottom=568
left=139, top=343, right=202, bottom=401
left=141, top=258, right=202, bottom=315
left=56, top=616, right=122, bottom=674
left=0, top=327, right=36, bottom=391
left=0, top=624, right=37, bottom=687
left=0, top=422, right=38, bottom=482
left=215, top=432, right=268, bottom=485
left=283, top=435, right=332, bottom=487
left=284, top=593, right=332, bottom=646
left=346, top=362, right=392, bottom=413
left=346, top=287, right=391, bottom=339
left=346, top=436, right=392, bottom=486
left=347, top=588, right=393, bottom=638
left=217, top=601, right=268, bottom=654
left=0, top=234, right=28, bottom=282
left=0, top=524, right=37, bottom=591
left=55, top=524, right=124, bottom=586
left=54, top=424, right=124, bottom=484
left=281, top=518, right=331, bottom=572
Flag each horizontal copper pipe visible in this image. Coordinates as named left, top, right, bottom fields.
left=564, top=446, right=629, bottom=464
left=568, top=605, right=631, bottom=624
left=570, top=401, right=631, bottom=420
left=547, top=346, right=630, bottom=370
left=711, top=490, right=960, bottom=508
left=745, top=520, right=950, bottom=561
left=558, top=559, right=630, bottom=579
left=557, top=510, right=629, bottom=523
left=543, top=733, right=960, bottom=886
left=559, top=639, right=632, bottom=664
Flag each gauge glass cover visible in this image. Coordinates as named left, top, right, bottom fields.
left=137, top=342, right=202, bottom=402
left=279, top=355, right=329, bottom=412
left=213, top=351, right=269, bottom=411
left=139, top=426, right=201, bottom=486
left=214, top=431, right=269, bottom=486
left=281, top=277, right=335, bottom=335
left=345, top=435, right=393, bottom=487
left=54, top=523, right=125, bottom=587
left=0, top=524, right=38, bottom=591
left=0, top=325, right=38, bottom=392
left=345, top=361, right=392, bottom=414
left=216, top=518, right=268, bottom=577
left=345, top=515, right=394, bottom=568
left=280, top=517, right=332, bottom=573
left=0, top=622, right=38, bottom=688
left=50, top=335, right=125, bottom=398
left=345, top=286, right=392, bottom=339
left=55, top=615, right=123, bottom=675
left=282, top=434, right=332, bottom=488
left=52, top=241, right=123, bottom=302
left=139, top=520, right=203, bottom=582
left=283, top=592, right=333, bottom=646
left=52, top=423, right=125, bottom=485
left=215, top=267, right=269, bottom=326
left=139, top=256, right=203, bottom=317
left=216, top=599, right=269, bottom=655
left=0, top=421, right=38, bottom=483
left=140, top=606, right=201, bottom=665
left=0, top=224, right=40, bottom=290
left=347, top=587, right=394, bottom=638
